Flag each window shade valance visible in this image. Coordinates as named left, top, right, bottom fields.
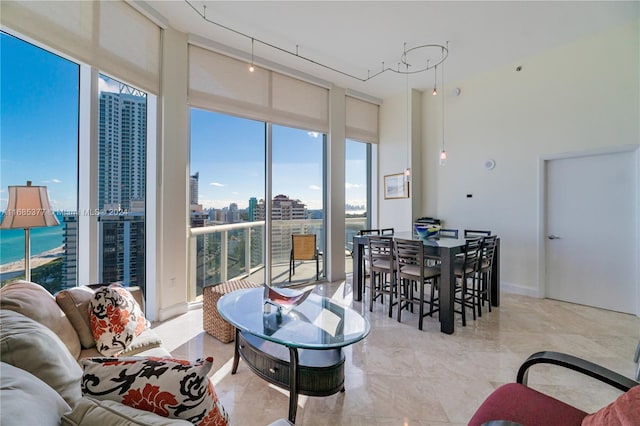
left=188, top=45, right=329, bottom=133
left=346, top=96, right=379, bottom=144
left=1, top=0, right=161, bottom=94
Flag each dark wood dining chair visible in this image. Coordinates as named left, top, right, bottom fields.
left=394, top=238, right=441, bottom=330
left=368, top=236, right=396, bottom=318
left=358, top=229, right=381, bottom=294
left=464, top=229, right=491, bottom=238
left=454, top=237, right=482, bottom=326
left=380, top=227, right=394, bottom=235
left=439, top=228, right=459, bottom=238
left=476, top=235, right=498, bottom=317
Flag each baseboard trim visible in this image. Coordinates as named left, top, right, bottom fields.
left=501, top=281, right=541, bottom=298
left=157, top=302, right=189, bottom=322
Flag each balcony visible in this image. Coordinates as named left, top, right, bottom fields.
left=188, top=217, right=367, bottom=301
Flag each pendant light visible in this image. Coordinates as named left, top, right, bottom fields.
left=405, top=47, right=411, bottom=178
left=249, top=38, right=255, bottom=72
left=439, top=43, right=448, bottom=166
left=432, top=64, right=438, bottom=96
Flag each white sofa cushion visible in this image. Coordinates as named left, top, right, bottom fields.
left=56, top=285, right=97, bottom=349
left=62, top=397, right=192, bottom=426
left=0, top=361, right=71, bottom=426
left=0, top=309, right=83, bottom=407
left=0, top=280, right=81, bottom=358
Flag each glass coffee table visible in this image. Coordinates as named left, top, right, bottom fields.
left=217, top=287, right=370, bottom=423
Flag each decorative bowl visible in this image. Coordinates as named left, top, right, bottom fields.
left=414, top=224, right=441, bottom=239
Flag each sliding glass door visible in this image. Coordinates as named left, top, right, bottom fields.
left=270, top=125, right=326, bottom=286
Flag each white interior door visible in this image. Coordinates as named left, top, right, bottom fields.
left=545, top=150, right=638, bottom=314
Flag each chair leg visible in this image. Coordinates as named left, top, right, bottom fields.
left=369, top=273, right=376, bottom=312
left=418, top=280, right=425, bottom=331
left=397, top=278, right=403, bottom=323
left=387, top=273, right=394, bottom=318
left=461, top=278, right=467, bottom=327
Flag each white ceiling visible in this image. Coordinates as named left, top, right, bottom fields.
left=140, top=1, right=639, bottom=99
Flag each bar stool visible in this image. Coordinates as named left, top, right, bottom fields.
left=368, top=236, right=396, bottom=318
left=394, top=238, right=441, bottom=330
left=476, top=235, right=498, bottom=317
left=454, top=238, right=482, bottom=326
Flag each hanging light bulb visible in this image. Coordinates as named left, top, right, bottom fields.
left=439, top=44, right=447, bottom=166
left=405, top=50, right=412, bottom=179
left=439, top=149, right=447, bottom=166
left=432, top=64, right=438, bottom=96
left=249, top=38, right=255, bottom=72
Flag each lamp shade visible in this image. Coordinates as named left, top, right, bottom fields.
left=0, top=182, right=59, bottom=229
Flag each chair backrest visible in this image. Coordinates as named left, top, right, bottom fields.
left=460, top=237, right=482, bottom=275
left=380, top=228, right=394, bottom=235
left=465, top=229, right=492, bottom=238
left=394, top=238, right=424, bottom=279
left=367, top=236, right=394, bottom=272
left=359, top=229, right=381, bottom=236
left=414, top=217, right=441, bottom=225
left=480, top=235, right=498, bottom=269
left=439, top=228, right=459, bottom=238
left=291, top=234, right=317, bottom=260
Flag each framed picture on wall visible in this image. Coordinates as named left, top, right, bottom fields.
left=384, top=173, right=409, bottom=199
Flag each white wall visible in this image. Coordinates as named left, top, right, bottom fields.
left=378, top=93, right=414, bottom=232
left=415, top=19, right=639, bottom=295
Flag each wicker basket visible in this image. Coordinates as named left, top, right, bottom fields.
left=203, top=279, right=259, bottom=343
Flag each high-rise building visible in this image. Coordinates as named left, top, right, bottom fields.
left=190, top=172, right=199, bottom=205
left=61, top=214, right=78, bottom=289
left=96, top=89, right=147, bottom=290
left=255, top=194, right=307, bottom=221
left=98, top=91, right=146, bottom=210
left=228, top=203, right=239, bottom=223
left=248, top=197, right=258, bottom=221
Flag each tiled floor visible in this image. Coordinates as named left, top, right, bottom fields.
left=152, top=277, right=639, bottom=425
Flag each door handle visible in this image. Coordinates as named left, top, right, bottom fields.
left=547, top=235, right=562, bottom=240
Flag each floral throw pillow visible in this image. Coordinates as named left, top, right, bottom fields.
left=80, top=356, right=229, bottom=426
left=89, top=284, right=150, bottom=356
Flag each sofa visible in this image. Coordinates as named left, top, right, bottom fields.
left=0, top=280, right=194, bottom=425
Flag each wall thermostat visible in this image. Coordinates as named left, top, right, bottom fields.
left=484, top=159, right=496, bottom=170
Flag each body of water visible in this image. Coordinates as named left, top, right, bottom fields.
left=0, top=214, right=65, bottom=265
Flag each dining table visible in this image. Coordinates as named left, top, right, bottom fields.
left=352, top=231, right=500, bottom=334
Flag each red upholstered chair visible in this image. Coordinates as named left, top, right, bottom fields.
left=469, top=351, right=639, bottom=426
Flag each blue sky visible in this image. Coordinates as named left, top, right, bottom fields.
left=1, top=32, right=79, bottom=212
left=1, top=31, right=367, bottom=213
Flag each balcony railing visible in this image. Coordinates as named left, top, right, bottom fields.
left=188, top=217, right=368, bottom=301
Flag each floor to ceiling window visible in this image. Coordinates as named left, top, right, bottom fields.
left=1, top=29, right=156, bottom=301
left=96, top=75, right=148, bottom=293
left=187, top=111, right=327, bottom=297
left=0, top=31, right=79, bottom=293
left=189, top=109, right=266, bottom=299
left=345, top=139, right=371, bottom=274
left=271, top=125, right=326, bottom=286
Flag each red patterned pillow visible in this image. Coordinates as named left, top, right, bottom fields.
left=80, top=356, right=229, bottom=426
left=89, top=284, right=150, bottom=356
left=582, top=385, right=640, bottom=425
